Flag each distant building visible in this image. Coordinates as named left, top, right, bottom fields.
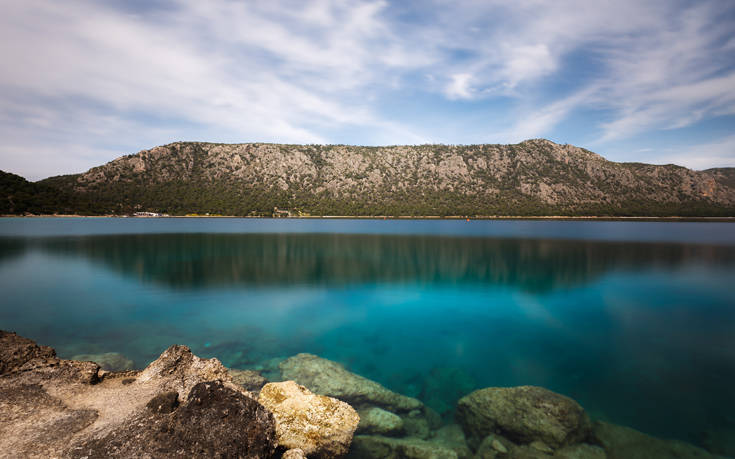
left=272, top=207, right=291, bottom=218
left=133, top=211, right=163, bottom=217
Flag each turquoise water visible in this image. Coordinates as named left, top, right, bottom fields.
left=1, top=218, right=734, bottom=448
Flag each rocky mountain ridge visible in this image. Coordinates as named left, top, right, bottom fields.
left=6, top=139, right=735, bottom=216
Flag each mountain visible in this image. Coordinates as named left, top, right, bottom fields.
left=0, top=170, right=95, bottom=215
left=10, top=139, right=735, bottom=216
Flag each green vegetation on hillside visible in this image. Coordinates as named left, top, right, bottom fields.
left=3, top=141, right=735, bottom=217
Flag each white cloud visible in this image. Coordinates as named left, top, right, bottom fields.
left=651, top=135, right=735, bottom=170
left=445, top=73, right=474, bottom=100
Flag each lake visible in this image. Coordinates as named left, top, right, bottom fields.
left=1, top=217, right=734, bottom=451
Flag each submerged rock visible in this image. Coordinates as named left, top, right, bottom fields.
left=553, top=443, right=606, bottom=459
left=456, top=386, right=591, bottom=450
left=349, top=435, right=459, bottom=459
left=259, top=380, right=360, bottom=458
left=593, top=421, right=719, bottom=459
left=432, top=424, right=473, bottom=459
left=229, top=368, right=269, bottom=392
left=357, top=406, right=404, bottom=435
left=70, top=352, right=135, bottom=372
left=280, top=353, right=423, bottom=413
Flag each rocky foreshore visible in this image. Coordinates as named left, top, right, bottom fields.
left=0, top=330, right=730, bottom=458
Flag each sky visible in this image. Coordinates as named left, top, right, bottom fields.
left=1, top=0, right=734, bottom=181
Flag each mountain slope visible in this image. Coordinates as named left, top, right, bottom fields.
left=28, top=139, right=735, bottom=216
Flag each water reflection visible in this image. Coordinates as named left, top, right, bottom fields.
left=2, top=233, right=733, bottom=292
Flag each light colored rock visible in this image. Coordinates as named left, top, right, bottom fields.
left=283, top=448, right=307, bottom=459
left=553, top=443, right=606, bottom=459
left=491, top=438, right=508, bottom=454
left=357, top=406, right=404, bottom=435
left=530, top=440, right=554, bottom=454
left=259, top=380, right=360, bottom=458
left=71, top=352, right=134, bottom=372
left=457, top=386, right=591, bottom=450
left=280, top=353, right=422, bottom=413
left=593, top=421, right=719, bottom=459
left=349, top=435, right=459, bottom=459
left=137, top=344, right=233, bottom=401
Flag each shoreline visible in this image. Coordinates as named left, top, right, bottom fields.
left=2, top=214, right=735, bottom=222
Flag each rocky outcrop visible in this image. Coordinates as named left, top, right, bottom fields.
left=74, top=380, right=277, bottom=458
left=259, top=380, right=360, bottom=458
left=70, top=352, right=134, bottom=372
left=280, top=353, right=423, bottom=413
left=0, top=330, right=56, bottom=374
left=456, top=386, right=591, bottom=450
left=0, top=331, right=276, bottom=458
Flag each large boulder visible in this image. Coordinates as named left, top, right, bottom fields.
left=75, top=380, right=277, bottom=458
left=349, top=435, right=459, bottom=459
left=592, top=421, right=718, bottom=459
left=456, top=386, right=591, bottom=450
left=259, top=380, right=360, bottom=458
left=280, top=353, right=423, bottom=413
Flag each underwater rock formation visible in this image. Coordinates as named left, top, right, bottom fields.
left=70, top=352, right=135, bottom=372
left=349, top=435, right=460, bottom=459
left=456, top=385, right=591, bottom=450
left=357, top=406, right=405, bottom=435
left=280, top=353, right=423, bottom=413
left=259, top=380, right=360, bottom=458
left=229, top=368, right=269, bottom=393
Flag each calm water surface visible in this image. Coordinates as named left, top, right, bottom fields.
left=1, top=218, right=734, bottom=448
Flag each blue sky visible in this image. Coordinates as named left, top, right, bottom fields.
left=1, top=0, right=734, bottom=180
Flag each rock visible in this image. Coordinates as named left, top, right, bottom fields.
left=229, top=368, right=269, bottom=392
left=259, top=380, right=360, bottom=458
left=552, top=443, right=606, bottom=459
left=137, top=344, right=232, bottom=400
left=457, top=386, right=591, bottom=450
left=0, top=330, right=56, bottom=374
left=475, top=434, right=516, bottom=459
left=593, top=421, right=718, bottom=459
left=284, top=448, right=308, bottom=459
left=0, top=331, right=273, bottom=457
left=70, top=352, right=134, bottom=372
left=76, top=380, right=277, bottom=458
left=280, top=353, right=423, bottom=413
left=357, top=406, right=404, bottom=435
left=402, top=410, right=431, bottom=439
left=145, top=390, right=179, bottom=414
left=529, top=440, right=554, bottom=454
left=432, top=424, right=473, bottom=459
left=349, top=435, right=459, bottom=459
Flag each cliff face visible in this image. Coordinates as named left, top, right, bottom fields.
left=34, top=139, right=735, bottom=216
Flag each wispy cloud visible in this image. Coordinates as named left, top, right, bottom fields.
left=0, top=0, right=733, bottom=179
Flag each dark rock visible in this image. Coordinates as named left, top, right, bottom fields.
left=76, top=380, right=277, bottom=458
left=456, top=386, right=590, bottom=451
left=592, top=421, right=718, bottom=459
left=146, top=391, right=179, bottom=414
left=0, top=330, right=56, bottom=374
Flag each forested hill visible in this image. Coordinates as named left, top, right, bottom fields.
left=6, top=139, right=735, bottom=216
